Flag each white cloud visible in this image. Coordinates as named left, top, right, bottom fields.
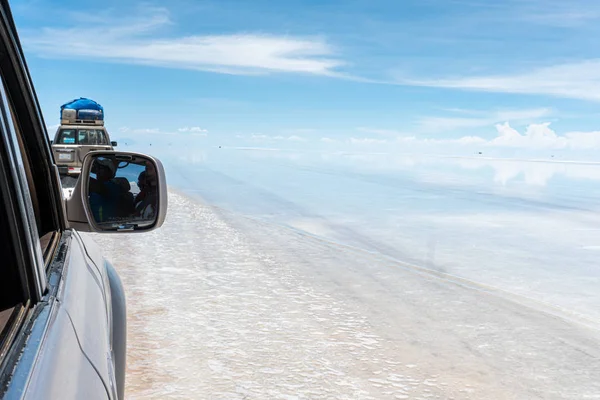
left=247, top=133, right=307, bottom=142
left=133, top=128, right=161, bottom=134
left=46, top=123, right=59, bottom=132
left=417, top=108, right=552, bottom=132
left=116, top=127, right=207, bottom=136
left=178, top=126, right=208, bottom=134
left=238, top=123, right=600, bottom=152
left=357, top=109, right=551, bottom=136
left=400, top=60, right=600, bottom=101
left=394, top=135, right=486, bottom=146
left=145, top=128, right=162, bottom=134
left=488, top=122, right=569, bottom=148
left=23, top=8, right=344, bottom=76
left=348, top=121, right=600, bottom=151
left=564, top=130, right=600, bottom=149
left=118, top=127, right=162, bottom=134
left=456, top=136, right=487, bottom=145
left=427, top=122, right=600, bottom=150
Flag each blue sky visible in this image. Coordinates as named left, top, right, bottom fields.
left=11, top=0, right=600, bottom=155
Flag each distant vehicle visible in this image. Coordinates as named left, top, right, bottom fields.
left=0, top=1, right=167, bottom=399
left=51, top=98, right=117, bottom=176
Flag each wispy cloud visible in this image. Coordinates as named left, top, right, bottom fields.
left=248, top=133, right=307, bottom=142
left=119, top=127, right=162, bottom=134
left=356, top=108, right=551, bottom=136
left=515, top=0, right=600, bottom=27
left=118, top=126, right=209, bottom=137
left=417, top=108, right=552, bottom=132
left=23, top=7, right=345, bottom=76
left=398, top=60, right=600, bottom=101
left=178, top=126, right=208, bottom=134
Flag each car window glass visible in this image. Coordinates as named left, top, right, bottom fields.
left=78, top=129, right=107, bottom=145
left=57, top=129, right=76, bottom=144
left=0, top=79, right=43, bottom=239
left=77, top=130, right=87, bottom=144
left=0, top=134, right=34, bottom=365
left=0, top=205, right=23, bottom=313
left=0, top=103, right=29, bottom=318
left=0, top=74, right=49, bottom=289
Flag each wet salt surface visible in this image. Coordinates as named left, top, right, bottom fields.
left=162, top=151, right=600, bottom=325
left=91, top=192, right=600, bottom=399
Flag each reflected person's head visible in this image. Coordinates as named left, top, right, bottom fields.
left=137, top=171, right=146, bottom=190
left=144, top=163, right=157, bottom=188
left=94, top=158, right=116, bottom=182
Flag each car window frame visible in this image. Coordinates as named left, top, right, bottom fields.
left=0, top=73, right=46, bottom=299
left=0, top=0, right=70, bottom=297
left=0, top=0, right=65, bottom=239
left=0, top=79, right=38, bottom=390
left=0, top=0, right=69, bottom=392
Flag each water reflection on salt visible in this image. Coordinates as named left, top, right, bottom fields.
left=158, top=149, right=600, bottom=324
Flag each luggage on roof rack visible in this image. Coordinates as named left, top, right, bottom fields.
left=60, top=97, right=104, bottom=125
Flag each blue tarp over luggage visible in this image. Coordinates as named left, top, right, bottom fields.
left=60, top=98, right=104, bottom=121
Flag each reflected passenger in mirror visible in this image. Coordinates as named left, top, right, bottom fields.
left=88, top=156, right=159, bottom=228
left=134, top=162, right=158, bottom=219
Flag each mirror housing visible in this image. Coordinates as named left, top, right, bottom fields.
left=111, top=141, right=118, bottom=147
left=66, top=151, right=167, bottom=233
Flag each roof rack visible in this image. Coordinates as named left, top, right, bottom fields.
left=61, top=119, right=104, bottom=126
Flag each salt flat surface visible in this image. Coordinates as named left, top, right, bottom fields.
left=91, top=190, right=600, bottom=399
left=160, top=150, right=600, bottom=325
left=72, top=148, right=600, bottom=399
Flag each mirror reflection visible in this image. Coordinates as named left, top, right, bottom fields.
left=88, top=156, right=158, bottom=228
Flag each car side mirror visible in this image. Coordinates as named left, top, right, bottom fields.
left=66, top=151, right=167, bottom=233
left=111, top=141, right=118, bottom=147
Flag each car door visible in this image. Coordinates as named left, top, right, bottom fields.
left=0, top=64, right=113, bottom=400
left=0, top=1, right=117, bottom=398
